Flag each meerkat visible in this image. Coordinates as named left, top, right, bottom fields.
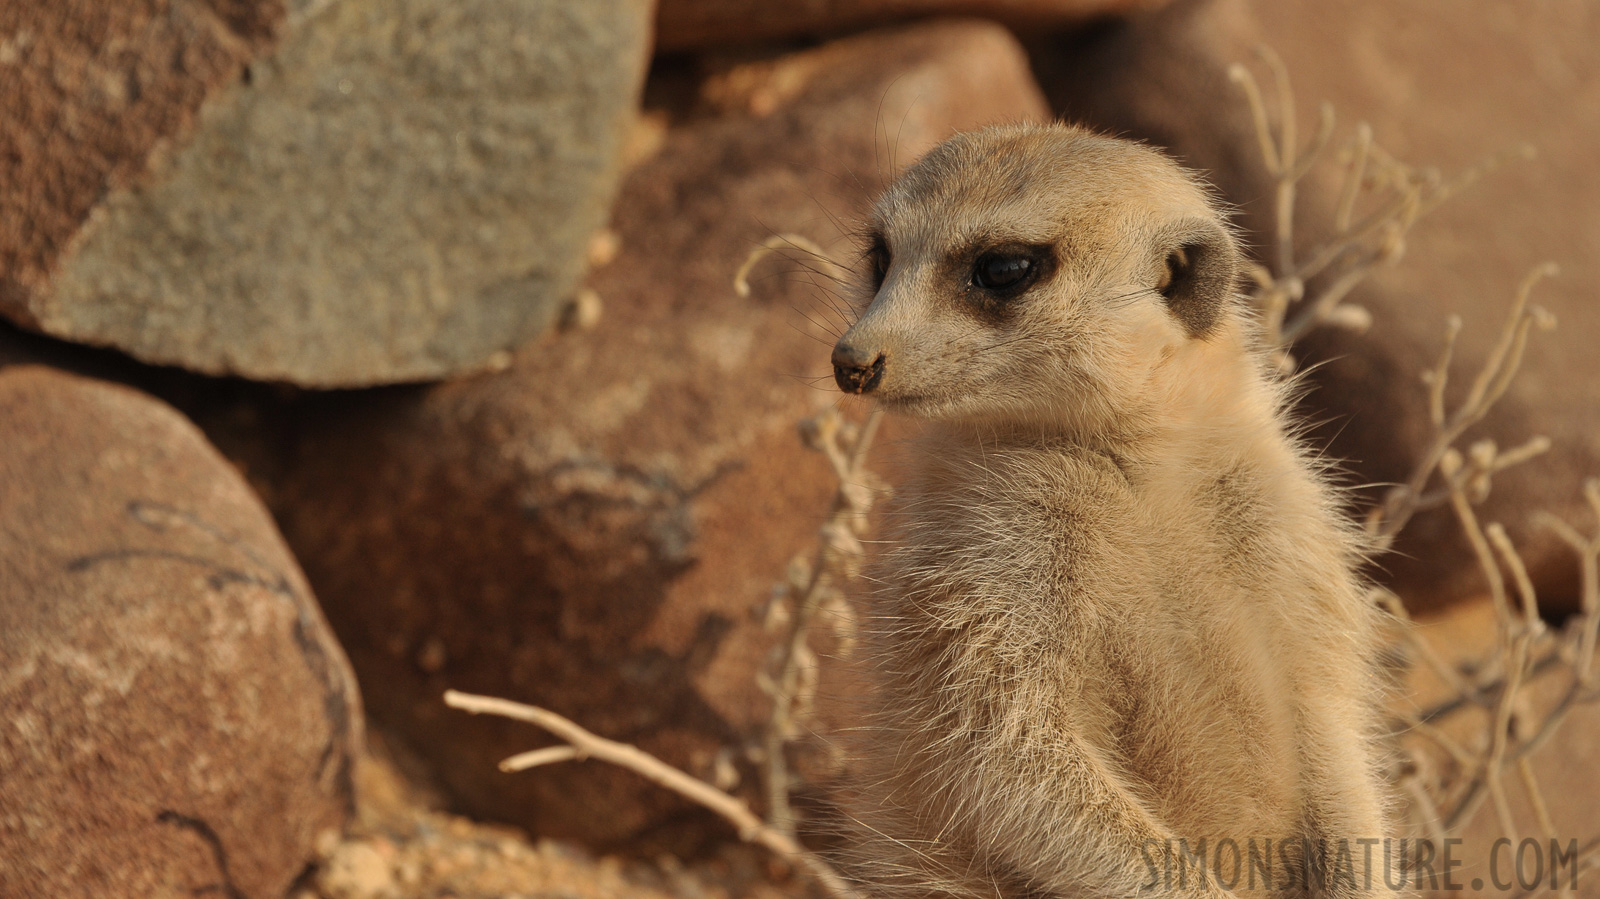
left=829, top=123, right=1389, bottom=899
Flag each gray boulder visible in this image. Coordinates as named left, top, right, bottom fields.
left=0, top=0, right=651, bottom=386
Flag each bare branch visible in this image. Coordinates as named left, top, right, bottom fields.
left=1233, top=45, right=1597, bottom=874
left=445, top=690, right=863, bottom=899
left=500, top=746, right=580, bottom=771
left=762, top=407, right=883, bottom=837
left=735, top=234, right=846, bottom=298
left=1365, top=266, right=1557, bottom=547
left=1235, top=46, right=1532, bottom=359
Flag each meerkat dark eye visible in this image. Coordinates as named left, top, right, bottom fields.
left=972, top=253, right=1035, bottom=292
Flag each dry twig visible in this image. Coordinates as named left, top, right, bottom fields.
left=1237, top=46, right=1597, bottom=893
left=758, top=407, right=883, bottom=837
left=444, top=690, right=863, bottom=899
left=1230, top=47, right=1534, bottom=368
left=1364, top=265, right=1558, bottom=548
left=734, top=233, right=847, bottom=299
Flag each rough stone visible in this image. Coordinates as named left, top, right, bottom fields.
left=1035, top=0, right=1600, bottom=612
left=653, top=0, right=1164, bottom=52
left=0, top=0, right=651, bottom=386
left=0, top=1, right=281, bottom=316
left=274, top=20, right=1050, bottom=846
left=0, top=365, right=363, bottom=898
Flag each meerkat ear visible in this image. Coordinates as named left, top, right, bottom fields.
left=1155, top=220, right=1239, bottom=338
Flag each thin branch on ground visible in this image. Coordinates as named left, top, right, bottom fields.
left=440, top=238, right=881, bottom=899
left=444, top=690, right=864, bottom=899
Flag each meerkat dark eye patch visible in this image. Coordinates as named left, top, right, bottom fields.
left=943, top=242, right=1056, bottom=323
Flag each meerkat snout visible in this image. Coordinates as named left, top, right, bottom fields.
left=832, top=342, right=886, bottom=394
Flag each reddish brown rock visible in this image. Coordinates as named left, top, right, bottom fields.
left=0, top=0, right=650, bottom=386
left=654, top=0, right=1163, bottom=51
left=0, top=366, right=363, bottom=898
left=275, top=20, right=1050, bottom=846
left=1035, top=0, right=1600, bottom=612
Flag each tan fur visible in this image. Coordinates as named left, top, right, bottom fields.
left=831, top=124, right=1389, bottom=899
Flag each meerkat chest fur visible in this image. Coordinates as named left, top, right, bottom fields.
left=833, top=124, right=1386, bottom=899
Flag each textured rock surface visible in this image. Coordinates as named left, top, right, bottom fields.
left=654, top=0, right=1162, bottom=51
left=0, top=1, right=283, bottom=315
left=1036, top=0, right=1600, bottom=612
left=0, top=366, right=363, bottom=898
left=0, top=0, right=650, bottom=386
left=275, top=20, right=1050, bottom=846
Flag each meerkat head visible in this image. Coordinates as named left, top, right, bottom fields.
left=832, top=123, right=1242, bottom=435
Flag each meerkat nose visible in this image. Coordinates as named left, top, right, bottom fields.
left=832, top=342, right=887, bottom=395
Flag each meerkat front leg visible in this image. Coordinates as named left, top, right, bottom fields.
left=957, top=726, right=1242, bottom=899
left=1294, top=709, right=1390, bottom=897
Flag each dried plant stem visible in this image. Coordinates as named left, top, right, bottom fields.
left=1378, top=589, right=1482, bottom=703
left=1415, top=645, right=1563, bottom=727
left=1410, top=424, right=1600, bottom=849
left=1400, top=767, right=1451, bottom=852
left=1516, top=756, right=1574, bottom=899
left=1234, top=48, right=1600, bottom=881
left=1397, top=710, right=1476, bottom=771
left=1232, top=47, right=1532, bottom=362
left=1538, top=479, right=1600, bottom=684
left=762, top=409, right=882, bottom=837
left=1365, top=264, right=1558, bottom=548
left=1482, top=524, right=1537, bottom=844
left=734, top=234, right=847, bottom=298
left=444, top=690, right=863, bottom=899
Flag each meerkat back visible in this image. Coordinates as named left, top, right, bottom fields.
left=830, top=123, right=1388, bottom=899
